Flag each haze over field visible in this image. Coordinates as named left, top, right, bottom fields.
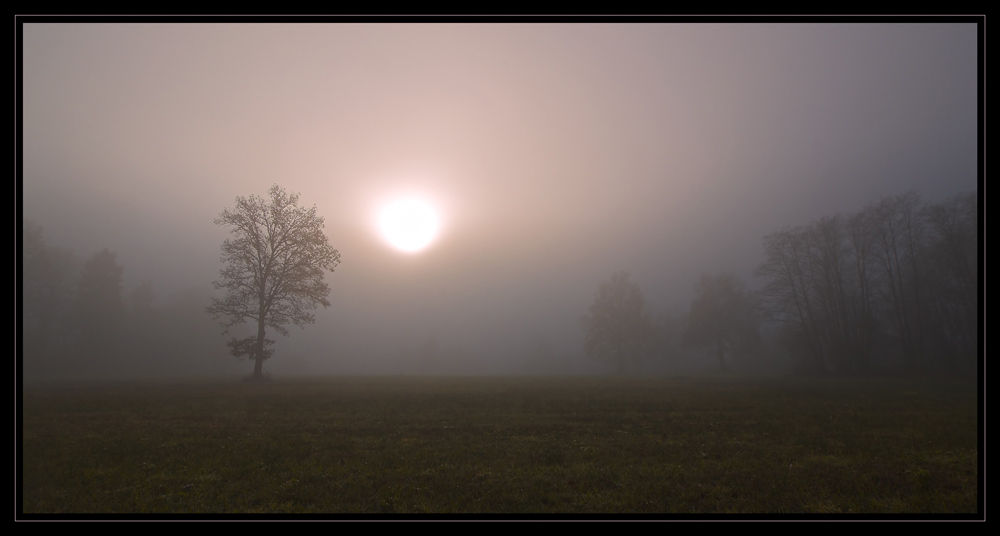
left=20, top=21, right=979, bottom=378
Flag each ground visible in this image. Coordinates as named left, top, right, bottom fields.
left=20, top=375, right=980, bottom=517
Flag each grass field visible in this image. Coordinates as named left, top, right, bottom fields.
left=20, top=376, right=980, bottom=516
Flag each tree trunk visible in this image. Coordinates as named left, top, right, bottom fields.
left=253, top=353, right=264, bottom=379
left=254, top=317, right=266, bottom=380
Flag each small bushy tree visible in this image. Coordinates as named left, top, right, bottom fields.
left=581, top=271, right=653, bottom=374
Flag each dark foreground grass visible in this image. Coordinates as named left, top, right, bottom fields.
left=21, top=376, right=979, bottom=515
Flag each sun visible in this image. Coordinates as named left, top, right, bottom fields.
left=379, top=198, right=439, bottom=252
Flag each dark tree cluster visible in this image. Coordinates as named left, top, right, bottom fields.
left=21, top=220, right=131, bottom=376
left=21, top=185, right=341, bottom=381
left=22, top=220, right=81, bottom=377
left=581, top=190, right=976, bottom=377
left=756, top=190, right=978, bottom=377
left=581, top=271, right=762, bottom=374
left=20, top=220, right=231, bottom=379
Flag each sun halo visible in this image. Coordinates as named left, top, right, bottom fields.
left=378, top=198, right=440, bottom=253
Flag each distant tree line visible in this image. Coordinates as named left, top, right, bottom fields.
left=22, top=188, right=977, bottom=380
left=21, top=184, right=340, bottom=381
left=581, top=271, right=762, bottom=374
left=22, top=219, right=81, bottom=376
left=756, top=190, right=978, bottom=377
left=582, top=189, right=977, bottom=378
left=20, top=219, right=227, bottom=379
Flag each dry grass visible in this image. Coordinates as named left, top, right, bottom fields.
left=20, top=375, right=980, bottom=517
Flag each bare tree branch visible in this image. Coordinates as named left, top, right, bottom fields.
left=206, top=184, right=341, bottom=379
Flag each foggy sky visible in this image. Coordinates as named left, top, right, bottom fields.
left=20, top=21, right=979, bottom=376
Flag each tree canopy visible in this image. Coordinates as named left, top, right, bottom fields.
left=756, top=190, right=978, bottom=376
left=206, top=184, right=341, bottom=380
left=581, top=271, right=653, bottom=374
left=22, top=220, right=81, bottom=377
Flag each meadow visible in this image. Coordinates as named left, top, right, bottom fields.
left=20, top=376, right=980, bottom=517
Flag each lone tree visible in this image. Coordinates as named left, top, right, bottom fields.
left=206, top=184, right=341, bottom=380
left=581, top=271, right=653, bottom=374
left=683, top=273, right=761, bottom=371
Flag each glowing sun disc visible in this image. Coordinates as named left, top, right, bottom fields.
left=380, top=199, right=439, bottom=252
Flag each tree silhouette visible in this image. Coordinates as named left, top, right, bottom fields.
left=22, top=220, right=80, bottom=376
left=206, top=184, right=341, bottom=380
left=581, top=271, right=653, bottom=374
left=683, top=273, right=760, bottom=371
left=74, top=249, right=124, bottom=370
left=756, top=189, right=977, bottom=377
